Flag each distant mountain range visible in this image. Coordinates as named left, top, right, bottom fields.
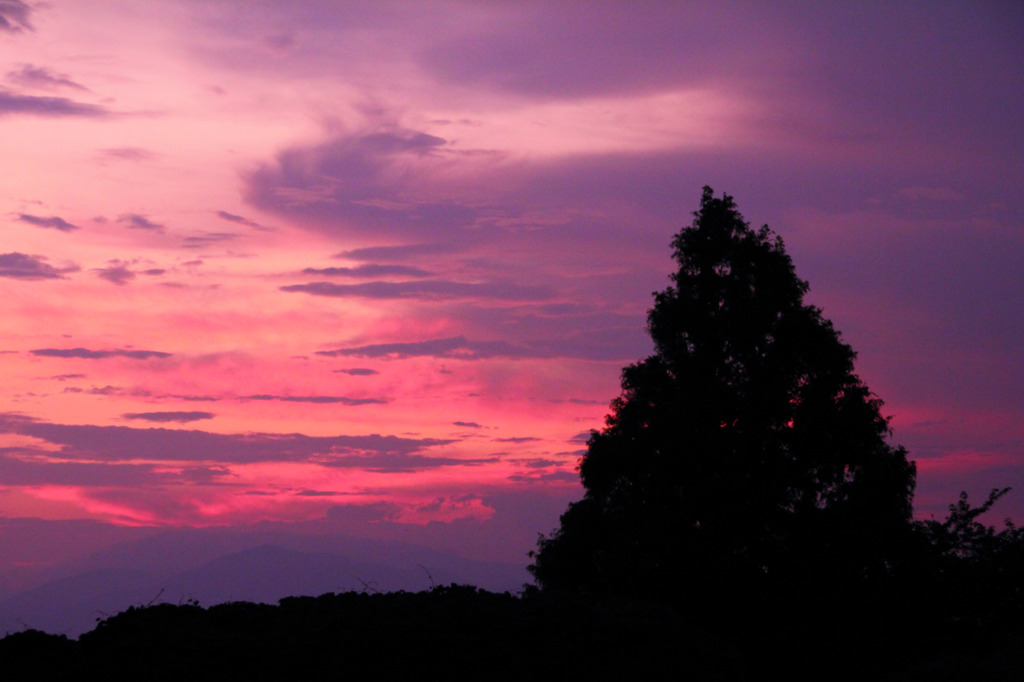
left=0, top=526, right=528, bottom=637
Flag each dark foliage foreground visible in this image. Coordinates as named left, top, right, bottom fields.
left=1, top=576, right=1022, bottom=681
left=1, top=587, right=712, bottom=681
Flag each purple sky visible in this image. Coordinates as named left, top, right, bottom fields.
left=0, top=1, right=1022, bottom=593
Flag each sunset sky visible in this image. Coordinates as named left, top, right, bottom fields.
left=1, top=0, right=1022, bottom=571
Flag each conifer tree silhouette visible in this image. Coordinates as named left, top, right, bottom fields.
left=530, top=187, right=917, bottom=598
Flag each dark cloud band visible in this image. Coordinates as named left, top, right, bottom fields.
left=17, top=213, right=79, bottom=232
left=0, top=1, right=33, bottom=33
left=0, top=90, right=108, bottom=117
left=316, top=335, right=538, bottom=360
left=240, top=394, right=387, bottom=406
left=0, top=413, right=470, bottom=474
left=0, top=252, right=78, bottom=280
left=30, top=348, right=172, bottom=360
left=281, top=280, right=552, bottom=301
left=117, top=213, right=163, bottom=231
left=122, top=411, right=215, bottom=423
left=301, top=264, right=432, bottom=278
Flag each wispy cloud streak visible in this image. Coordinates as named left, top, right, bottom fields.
left=30, top=348, right=172, bottom=360
left=0, top=413, right=464, bottom=472
left=301, top=265, right=432, bottom=278
left=0, top=90, right=108, bottom=117
left=317, top=336, right=543, bottom=360
left=17, top=213, right=80, bottom=232
left=240, top=395, right=388, bottom=406
left=6, top=64, right=88, bottom=91
left=215, top=210, right=272, bottom=231
left=0, top=1, right=33, bottom=33
left=281, top=280, right=552, bottom=301
left=123, top=411, right=215, bottom=423
left=117, top=213, right=163, bottom=231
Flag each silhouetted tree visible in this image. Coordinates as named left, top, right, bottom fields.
left=919, top=488, right=1015, bottom=563
left=530, top=187, right=917, bottom=600
left=913, top=488, right=1024, bottom=625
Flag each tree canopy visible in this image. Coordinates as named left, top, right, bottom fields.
left=530, top=187, right=917, bottom=598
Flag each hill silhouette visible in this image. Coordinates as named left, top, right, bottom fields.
left=0, top=528, right=525, bottom=637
